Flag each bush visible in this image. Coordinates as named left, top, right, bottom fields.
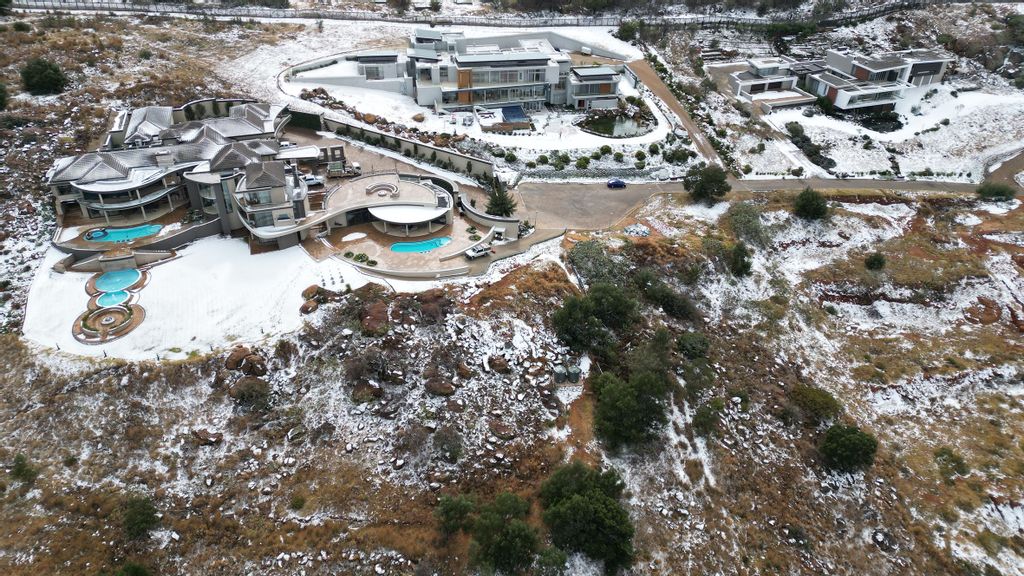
left=615, top=20, right=639, bottom=41
left=976, top=181, right=1016, bottom=201
left=865, top=252, right=886, bottom=271
left=21, top=58, right=69, bottom=95
left=541, top=462, right=633, bottom=573
left=138, top=48, right=153, bottom=60
left=13, top=21, right=31, bottom=32
left=593, top=372, right=668, bottom=449
left=289, top=494, right=306, bottom=510
left=553, top=295, right=612, bottom=354
left=793, top=187, right=828, bottom=220
left=537, top=154, right=549, bottom=165
left=122, top=496, right=159, bottom=540
left=683, top=163, right=731, bottom=206
left=691, top=404, right=719, bottom=436
left=504, top=151, right=517, bottom=163
left=648, top=142, right=660, bottom=155
left=472, top=493, right=538, bottom=574
left=599, top=144, right=612, bottom=156
left=726, top=201, right=768, bottom=246
left=0, top=83, right=6, bottom=112
left=613, top=151, right=624, bottom=162
left=634, top=150, right=646, bottom=161
left=10, top=453, right=37, bottom=484
left=789, top=384, right=842, bottom=425
left=676, top=331, right=709, bottom=359
left=575, top=156, right=590, bottom=169
left=820, top=424, right=878, bottom=472
left=934, top=447, right=970, bottom=483
left=114, top=562, right=151, bottom=576
left=727, top=242, right=753, bottom=277
left=232, top=377, right=270, bottom=410
left=435, top=494, right=475, bottom=536
left=534, top=547, right=568, bottom=576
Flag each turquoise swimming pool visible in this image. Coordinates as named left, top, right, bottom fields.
left=85, top=224, right=162, bottom=243
left=390, top=237, right=452, bottom=253
left=95, top=269, right=141, bottom=292
left=96, top=290, right=130, bottom=307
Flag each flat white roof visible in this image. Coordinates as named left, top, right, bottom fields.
left=369, top=204, right=448, bottom=224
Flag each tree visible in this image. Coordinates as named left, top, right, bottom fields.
left=114, top=562, right=152, bottom=576
left=541, top=463, right=634, bottom=574
left=472, top=493, right=538, bottom=574
left=485, top=179, right=517, bottom=217
left=587, top=283, right=637, bottom=332
left=683, top=163, right=731, bottom=205
left=793, top=187, right=829, bottom=220
left=0, top=82, right=8, bottom=112
left=976, top=181, right=1017, bottom=201
left=552, top=295, right=611, bottom=353
left=820, top=424, right=878, bottom=472
left=534, top=547, right=568, bottom=575
left=789, top=384, right=842, bottom=425
left=0, top=0, right=11, bottom=16
left=593, top=372, right=668, bottom=449
left=21, top=58, right=69, bottom=95
left=429, top=0, right=441, bottom=10
left=676, top=331, right=709, bottom=360
left=122, top=496, right=159, bottom=540
left=435, top=494, right=475, bottom=537
left=864, top=252, right=886, bottom=271
left=727, top=242, right=753, bottom=277
left=10, top=454, right=37, bottom=484
left=615, top=20, right=639, bottom=41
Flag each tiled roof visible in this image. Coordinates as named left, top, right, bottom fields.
left=244, top=161, right=287, bottom=189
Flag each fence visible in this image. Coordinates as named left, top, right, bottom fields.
left=9, top=0, right=994, bottom=31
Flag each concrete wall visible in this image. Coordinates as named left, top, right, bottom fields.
left=459, top=193, right=520, bottom=240
left=319, top=114, right=495, bottom=179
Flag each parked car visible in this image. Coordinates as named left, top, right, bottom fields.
left=299, top=174, right=324, bottom=187
left=464, top=245, right=491, bottom=260
left=280, top=140, right=296, bottom=148
left=607, top=178, right=627, bottom=189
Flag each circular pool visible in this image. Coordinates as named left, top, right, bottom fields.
left=96, top=290, right=130, bottom=307
left=95, top=268, right=142, bottom=292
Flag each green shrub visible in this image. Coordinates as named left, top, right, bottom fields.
left=726, top=201, right=768, bottom=246
left=289, top=494, right=306, bottom=510
left=865, top=252, right=886, bottom=270
left=691, top=404, right=719, bottom=436
left=793, top=187, right=828, bottom=220
left=676, top=331, right=709, bottom=359
left=0, top=82, right=7, bottom=112
left=472, top=493, right=538, bottom=574
left=10, top=454, right=37, bottom=484
left=138, top=48, right=153, bottom=60
left=934, top=447, right=970, bottom=483
left=435, top=494, right=475, bottom=536
left=575, top=156, right=590, bottom=169
left=648, top=142, right=660, bottom=155
left=343, top=251, right=354, bottom=258
left=634, top=150, right=646, bottom=161
left=504, top=152, right=517, bottom=163
left=13, top=21, right=31, bottom=32
left=613, top=151, right=624, bottom=162
left=122, top=496, right=159, bottom=540
left=537, top=154, right=549, bottom=165
left=599, top=144, right=612, bottom=155
left=593, top=372, right=667, bottom=449
left=541, top=462, right=633, bottom=573
left=789, top=384, right=842, bottom=425
left=727, top=242, right=753, bottom=277
left=21, top=58, right=68, bottom=95
left=534, top=547, right=568, bottom=575
left=820, top=424, right=878, bottom=472
left=114, top=562, right=151, bottom=576
left=976, top=181, right=1016, bottom=201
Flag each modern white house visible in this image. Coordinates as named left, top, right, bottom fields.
left=727, top=48, right=953, bottom=113
left=288, top=29, right=629, bottom=114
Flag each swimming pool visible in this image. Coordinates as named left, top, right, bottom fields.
left=85, top=224, right=162, bottom=243
left=95, top=268, right=142, bottom=292
left=390, top=237, right=452, bottom=253
left=96, top=290, right=130, bottom=307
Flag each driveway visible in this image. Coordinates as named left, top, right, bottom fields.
left=515, top=181, right=672, bottom=230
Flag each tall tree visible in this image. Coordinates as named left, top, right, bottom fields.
left=485, top=178, right=517, bottom=217
left=683, top=163, right=731, bottom=205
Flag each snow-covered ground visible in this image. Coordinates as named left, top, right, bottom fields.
left=23, top=237, right=373, bottom=361
left=763, top=81, right=1024, bottom=181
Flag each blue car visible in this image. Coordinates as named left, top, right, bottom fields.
left=607, top=178, right=626, bottom=189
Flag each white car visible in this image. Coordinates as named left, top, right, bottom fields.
left=299, top=174, right=324, bottom=187
left=464, top=245, right=491, bottom=260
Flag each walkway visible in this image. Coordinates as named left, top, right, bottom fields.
left=627, top=59, right=721, bottom=165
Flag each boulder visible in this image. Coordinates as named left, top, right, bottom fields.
left=351, top=381, right=384, bottom=403
left=240, top=354, right=268, bottom=377
left=412, top=113, right=425, bottom=123
left=489, top=356, right=511, bottom=374
left=225, top=346, right=251, bottom=370
left=361, top=301, right=390, bottom=336
left=489, top=421, right=516, bottom=441
left=301, top=284, right=320, bottom=300
left=456, top=362, right=475, bottom=379
left=363, top=113, right=378, bottom=124
left=191, top=428, right=223, bottom=446
left=300, top=299, right=319, bottom=314
left=425, top=377, right=456, bottom=397
left=212, top=369, right=230, bottom=389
